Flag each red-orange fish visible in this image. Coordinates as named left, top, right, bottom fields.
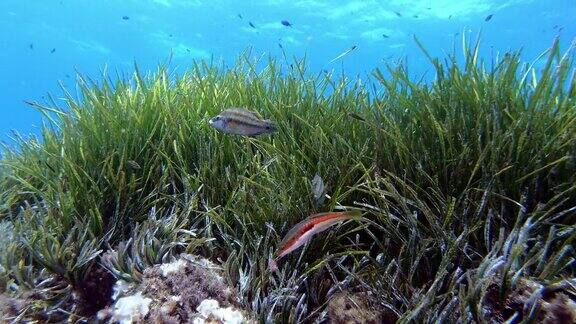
left=269, top=210, right=363, bottom=271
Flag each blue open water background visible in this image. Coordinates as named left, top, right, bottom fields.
left=0, top=0, right=574, bottom=147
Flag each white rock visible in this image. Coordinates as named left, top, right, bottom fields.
left=112, top=279, right=133, bottom=301
left=109, top=292, right=152, bottom=324
left=212, top=306, right=244, bottom=324
left=197, top=299, right=220, bottom=317
left=192, top=317, right=205, bottom=324
left=160, top=259, right=186, bottom=277
left=160, top=295, right=182, bottom=314
left=195, top=299, right=244, bottom=324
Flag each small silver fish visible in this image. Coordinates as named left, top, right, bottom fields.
left=329, top=45, right=357, bottom=64
left=126, top=160, right=141, bottom=170
left=311, top=174, right=326, bottom=206
left=209, top=108, right=277, bottom=136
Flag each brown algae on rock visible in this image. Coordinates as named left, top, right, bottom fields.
left=325, top=290, right=395, bottom=323
left=481, top=277, right=576, bottom=323
left=98, top=254, right=252, bottom=323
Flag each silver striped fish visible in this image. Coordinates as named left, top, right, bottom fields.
left=209, top=108, right=277, bottom=136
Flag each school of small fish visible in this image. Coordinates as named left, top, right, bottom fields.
left=28, top=5, right=562, bottom=72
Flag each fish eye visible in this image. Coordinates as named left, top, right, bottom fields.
left=212, top=116, right=221, bottom=121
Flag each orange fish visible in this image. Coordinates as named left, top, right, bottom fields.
left=269, top=210, right=363, bottom=271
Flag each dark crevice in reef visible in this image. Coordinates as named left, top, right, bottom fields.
left=75, top=263, right=116, bottom=317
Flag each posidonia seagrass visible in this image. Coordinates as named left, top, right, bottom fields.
left=1, top=36, right=574, bottom=322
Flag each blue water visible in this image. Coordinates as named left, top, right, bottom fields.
left=0, top=0, right=574, bottom=146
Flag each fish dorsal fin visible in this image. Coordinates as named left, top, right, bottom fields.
left=223, top=107, right=263, bottom=120
left=306, top=210, right=362, bottom=222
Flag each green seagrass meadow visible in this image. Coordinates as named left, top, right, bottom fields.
left=1, top=37, right=575, bottom=322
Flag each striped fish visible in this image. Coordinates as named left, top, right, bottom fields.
left=269, top=210, right=363, bottom=271
left=209, top=107, right=277, bottom=136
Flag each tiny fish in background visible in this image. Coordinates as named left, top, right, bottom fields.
left=44, top=161, right=56, bottom=173
left=249, top=21, right=256, bottom=28
left=209, top=108, right=277, bottom=136
left=122, top=15, right=130, bottom=20
left=382, top=34, right=389, bottom=38
left=237, top=13, right=243, bottom=19
left=269, top=210, right=363, bottom=271
left=484, top=14, right=493, bottom=22
left=50, top=48, right=56, bottom=53
left=29, top=43, right=33, bottom=50
left=281, top=20, right=292, bottom=27
left=329, top=45, right=357, bottom=63
left=394, top=11, right=402, bottom=17
left=311, top=174, right=326, bottom=207
left=126, top=160, right=141, bottom=170
left=347, top=112, right=366, bottom=122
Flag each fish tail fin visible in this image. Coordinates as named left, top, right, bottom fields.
left=343, top=209, right=363, bottom=220
left=265, top=119, right=278, bottom=132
